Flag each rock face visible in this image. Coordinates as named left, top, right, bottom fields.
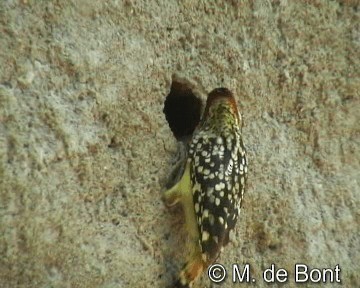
left=0, top=1, right=359, bottom=287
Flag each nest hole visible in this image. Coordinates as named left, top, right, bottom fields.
left=163, top=81, right=202, bottom=141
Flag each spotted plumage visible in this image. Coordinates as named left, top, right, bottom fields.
left=163, top=88, right=248, bottom=288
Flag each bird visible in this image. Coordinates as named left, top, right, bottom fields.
left=163, top=87, right=248, bottom=287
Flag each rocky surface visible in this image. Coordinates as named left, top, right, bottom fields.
left=0, top=1, right=359, bottom=287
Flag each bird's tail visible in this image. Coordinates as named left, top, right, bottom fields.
left=173, top=256, right=205, bottom=288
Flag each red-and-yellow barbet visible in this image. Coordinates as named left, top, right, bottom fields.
left=163, top=88, right=248, bottom=287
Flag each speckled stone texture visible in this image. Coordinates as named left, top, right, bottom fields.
left=0, top=1, right=359, bottom=287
